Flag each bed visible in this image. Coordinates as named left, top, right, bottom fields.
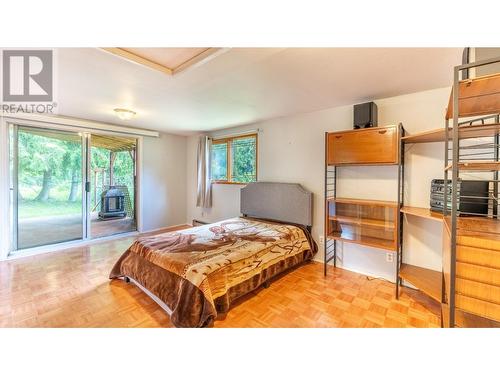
left=109, top=182, right=317, bottom=327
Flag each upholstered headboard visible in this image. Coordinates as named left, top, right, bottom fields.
left=240, top=182, right=313, bottom=227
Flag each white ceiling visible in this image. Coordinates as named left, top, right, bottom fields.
left=56, top=48, right=462, bottom=135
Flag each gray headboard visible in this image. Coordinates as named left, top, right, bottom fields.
left=240, top=182, right=313, bottom=227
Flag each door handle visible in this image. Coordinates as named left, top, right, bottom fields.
left=85, top=182, right=91, bottom=193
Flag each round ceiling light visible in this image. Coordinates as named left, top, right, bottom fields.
left=114, top=108, right=136, bottom=120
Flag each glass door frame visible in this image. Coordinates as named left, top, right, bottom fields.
left=10, top=124, right=87, bottom=250
left=85, top=133, right=91, bottom=241
left=7, top=119, right=140, bottom=254
left=87, top=134, right=138, bottom=240
left=10, top=124, right=18, bottom=251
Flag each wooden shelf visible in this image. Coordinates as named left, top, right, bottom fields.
left=446, top=72, right=500, bottom=120
left=328, top=231, right=396, bottom=251
left=327, top=197, right=398, bottom=207
left=444, top=216, right=500, bottom=244
left=445, top=161, right=500, bottom=171
left=460, top=123, right=500, bottom=139
left=402, top=123, right=500, bottom=144
left=399, top=263, right=442, bottom=302
left=400, top=206, right=444, bottom=222
left=329, top=215, right=395, bottom=229
left=402, top=128, right=446, bottom=144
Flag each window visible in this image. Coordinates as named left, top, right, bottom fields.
left=211, top=134, right=257, bottom=184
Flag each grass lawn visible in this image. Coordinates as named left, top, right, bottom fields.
left=19, top=199, right=82, bottom=219
left=18, top=182, right=133, bottom=219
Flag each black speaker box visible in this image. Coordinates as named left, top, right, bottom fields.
left=354, top=102, right=378, bottom=129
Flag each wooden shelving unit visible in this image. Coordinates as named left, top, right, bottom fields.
left=400, top=206, right=443, bottom=221
left=398, top=123, right=446, bottom=302
left=399, top=263, right=442, bottom=302
left=327, top=198, right=398, bottom=252
left=442, top=56, right=500, bottom=327
left=324, top=125, right=402, bottom=277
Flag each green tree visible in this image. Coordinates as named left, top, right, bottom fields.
left=18, top=131, right=66, bottom=201
left=232, top=137, right=256, bottom=183
left=60, top=141, right=82, bottom=202
left=16, top=130, right=135, bottom=209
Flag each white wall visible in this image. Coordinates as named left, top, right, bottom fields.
left=140, top=131, right=187, bottom=231
left=186, top=87, right=450, bottom=281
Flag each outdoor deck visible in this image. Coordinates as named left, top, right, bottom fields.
left=17, top=213, right=136, bottom=249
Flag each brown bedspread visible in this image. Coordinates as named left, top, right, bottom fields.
left=110, top=217, right=317, bottom=327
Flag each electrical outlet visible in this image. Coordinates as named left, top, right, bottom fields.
left=319, top=236, right=324, bottom=246
left=386, top=253, right=394, bottom=262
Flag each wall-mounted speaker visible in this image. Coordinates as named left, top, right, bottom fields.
left=353, top=102, right=378, bottom=129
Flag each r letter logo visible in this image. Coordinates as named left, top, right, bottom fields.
left=2, top=50, right=53, bottom=102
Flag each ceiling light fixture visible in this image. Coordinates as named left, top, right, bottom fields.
left=114, top=108, right=136, bottom=120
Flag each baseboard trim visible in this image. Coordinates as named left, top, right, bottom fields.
left=3, top=223, right=192, bottom=262
left=312, top=259, right=399, bottom=285
left=5, top=231, right=139, bottom=262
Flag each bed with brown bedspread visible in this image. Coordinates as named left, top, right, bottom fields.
left=110, top=216, right=317, bottom=327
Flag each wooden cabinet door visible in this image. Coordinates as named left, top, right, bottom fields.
left=327, top=126, right=399, bottom=165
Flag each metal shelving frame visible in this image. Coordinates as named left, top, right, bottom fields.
left=324, top=132, right=337, bottom=276
left=395, top=123, right=405, bottom=299
left=443, top=56, right=500, bottom=327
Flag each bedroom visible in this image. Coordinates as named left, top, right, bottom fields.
left=1, top=2, right=498, bottom=374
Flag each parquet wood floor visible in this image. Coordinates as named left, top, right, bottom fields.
left=0, top=232, right=441, bottom=328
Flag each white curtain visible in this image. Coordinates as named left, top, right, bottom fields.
left=196, top=135, right=212, bottom=208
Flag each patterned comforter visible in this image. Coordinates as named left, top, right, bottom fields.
left=110, top=217, right=317, bottom=327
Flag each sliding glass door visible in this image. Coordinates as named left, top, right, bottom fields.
left=10, top=124, right=138, bottom=251
left=88, top=134, right=137, bottom=239
left=13, top=126, right=85, bottom=249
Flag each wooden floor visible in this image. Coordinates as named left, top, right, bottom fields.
left=0, top=233, right=441, bottom=328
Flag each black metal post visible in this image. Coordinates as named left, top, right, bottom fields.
left=449, top=66, right=461, bottom=328
left=442, top=118, right=449, bottom=307
left=396, top=123, right=405, bottom=299
left=494, top=115, right=499, bottom=219
left=333, top=166, right=337, bottom=268
left=324, top=132, right=328, bottom=277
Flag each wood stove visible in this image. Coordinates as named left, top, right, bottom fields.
left=99, top=187, right=127, bottom=219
